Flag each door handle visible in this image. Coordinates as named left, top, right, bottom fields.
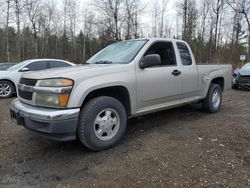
left=172, top=70, right=181, bottom=76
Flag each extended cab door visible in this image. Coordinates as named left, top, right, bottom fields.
left=176, top=42, right=199, bottom=97
left=136, top=41, right=182, bottom=111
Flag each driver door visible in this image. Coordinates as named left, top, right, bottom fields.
left=136, top=41, right=182, bottom=112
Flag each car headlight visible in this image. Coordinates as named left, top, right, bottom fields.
left=36, top=78, right=73, bottom=108
left=39, top=78, right=73, bottom=87
left=232, top=78, right=236, bottom=84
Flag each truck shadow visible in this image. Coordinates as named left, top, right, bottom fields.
left=126, top=103, right=205, bottom=136
left=0, top=103, right=208, bottom=186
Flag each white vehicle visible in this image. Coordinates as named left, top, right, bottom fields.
left=0, top=59, right=75, bottom=98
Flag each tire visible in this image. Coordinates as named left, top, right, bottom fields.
left=0, top=80, right=15, bottom=99
left=77, top=96, right=127, bottom=151
left=202, top=83, right=222, bottom=113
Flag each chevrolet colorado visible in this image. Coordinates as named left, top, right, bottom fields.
left=10, top=38, right=232, bottom=151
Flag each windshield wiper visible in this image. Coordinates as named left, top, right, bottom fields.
left=94, top=61, right=113, bottom=64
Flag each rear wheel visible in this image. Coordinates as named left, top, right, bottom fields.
left=0, top=80, right=15, bottom=99
left=77, top=96, right=127, bottom=151
left=203, top=83, right=222, bottom=113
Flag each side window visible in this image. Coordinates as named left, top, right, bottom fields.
left=145, top=42, right=176, bottom=66
left=25, top=61, right=48, bottom=71
left=48, top=61, right=71, bottom=68
left=177, top=42, right=192, bottom=66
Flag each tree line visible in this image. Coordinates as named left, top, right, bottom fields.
left=0, top=0, right=249, bottom=66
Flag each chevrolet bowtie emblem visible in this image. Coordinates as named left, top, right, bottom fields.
left=20, top=84, right=25, bottom=91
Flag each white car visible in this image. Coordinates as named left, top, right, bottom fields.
left=0, top=59, right=75, bottom=98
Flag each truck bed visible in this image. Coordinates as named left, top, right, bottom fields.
left=197, top=64, right=232, bottom=91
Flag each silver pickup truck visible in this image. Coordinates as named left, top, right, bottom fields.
left=10, top=38, right=232, bottom=151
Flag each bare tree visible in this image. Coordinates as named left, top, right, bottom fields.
left=212, top=0, right=224, bottom=50
left=124, top=0, right=135, bottom=39
left=62, top=0, right=70, bottom=58
left=82, top=6, right=88, bottom=61
left=87, top=14, right=95, bottom=56
left=199, top=0, right=210, bottom=42
left=25, top=0, right=42, bottom=58
left=39, top=0, right=58, bottom=56
left=13, top=0, right=25, bottom=61
left=92, top=0, right=123, bottom=41
left=180, top=0, right=198, bottom=42
left=159, top=0, right=167, bottom=37
left=227, top=0, right=250, bottom=59
left=5, top=0, right=12, bottom=62
left=151, top=0, right=159, bottom=37
left=181, top=0, right=188, bottom=40
left=231, top=10, right=243, bottom=45
left=68, top=0, right=78, bottom=61
left=124, top=0, right=144, bottom=39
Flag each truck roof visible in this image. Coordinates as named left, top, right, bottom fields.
left=123, top=38, right=186, bottom=43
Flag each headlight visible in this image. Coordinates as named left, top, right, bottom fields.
left=36, top=78, right=73, bottom=108
left=39, top=78, right=73, bottom=87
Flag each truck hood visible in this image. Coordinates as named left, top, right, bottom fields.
left=22, top=64, right=130, bottom=81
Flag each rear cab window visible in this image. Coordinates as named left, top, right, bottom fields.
left=176, top=42, right=192, bottom=66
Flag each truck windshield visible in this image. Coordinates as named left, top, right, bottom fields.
left=86, top=39, right=148, bottom=64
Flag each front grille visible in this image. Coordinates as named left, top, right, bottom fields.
left=19, top=78, right=37, bottom=86
left=18, top=78, right=37, bottom=101
left=238, top=76, right=250, bottom=84
left=18, top=89, right=33, bottom=100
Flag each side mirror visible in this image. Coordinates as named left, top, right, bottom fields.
left=139, top=54, right=161, bottom=69
left=19, top=67, right=29, bottom=72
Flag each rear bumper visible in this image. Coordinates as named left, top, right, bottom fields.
left=10, top=98, right=80, bottom=141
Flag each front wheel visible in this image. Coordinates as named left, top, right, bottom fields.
left=202, top=83, right=222, bottom=113
left=0, top=80, right=15, bottom=99
left=77, top=96, right=127, bottom=151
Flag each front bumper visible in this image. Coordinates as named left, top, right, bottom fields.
left=238, top=84, right=250, bottom=90
left=233, top=76, right=250, bottom=90
left=233, top=80, right=250, bottom=90
left=10, top=98, right=80, bottom=141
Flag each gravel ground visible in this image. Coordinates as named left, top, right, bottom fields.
left=0, top=90, right=250, bottom=188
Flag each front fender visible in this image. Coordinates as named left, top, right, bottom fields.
left=0, top=76, right=18, bottom=88
left=67, top=71, right=136, bottom=114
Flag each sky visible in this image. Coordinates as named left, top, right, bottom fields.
left=74, top=0, right=179, bottom=37
left=140, top=0, right=178, bottom=37
left=141, top=0, right=177, bottom=23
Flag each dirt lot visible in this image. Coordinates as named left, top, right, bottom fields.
left=0, top=90, right=250, bottom=188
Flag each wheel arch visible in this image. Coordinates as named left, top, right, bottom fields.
left=81, top=86, right=132, bottom=117
left=0, top=79, right=16, bottom=92
left=210, top=77, right=225, bottom=91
